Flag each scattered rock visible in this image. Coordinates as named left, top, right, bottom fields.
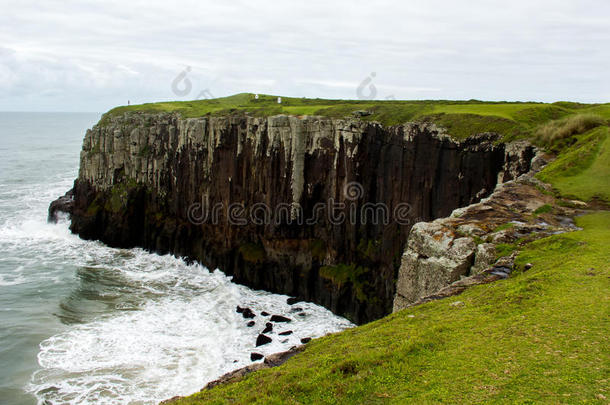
left=262, top=322, right=273, bottom=334
left=261, top=311, right=270, bottom=316
left=246, top=321, right=255, bottom=327
left=290, top=307, right=303, bottom=313
left=250, top=352, right=264, bottom=361
left=256, top=334, right=272, bottom=347
left=300, top=337, right=312, bottom=344
left=270, top=315, right=291, bottom=323
left=286, top=297, right=300, bottom=305
left=297, top=312, right=306, bottom=317
left=352, top=110, right=372, bottom=117
left=236, top=306, right=244, bottom=313
left=524, top=263, right=533, bottom=270
left=242, top=308, right=256, bottom=319
left=278, top=330, right=293, bottom=336
left=490, top=266, right=511, bottom=278
left=449, top=301, right=464, bottom=307
left=569, top=200, right=588, bottom=208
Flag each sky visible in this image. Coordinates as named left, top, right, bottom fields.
left=1, top=0, right=609, bottom=112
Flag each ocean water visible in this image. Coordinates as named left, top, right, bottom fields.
left=0, top=112, right=353, bottom=404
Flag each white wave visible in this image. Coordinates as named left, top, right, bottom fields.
left=27, top=248, right=353, bottom=404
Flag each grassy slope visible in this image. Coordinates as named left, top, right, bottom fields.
left=103, top=93, right=609, bottom=140
left=171, top=115, right=610, bottom=403
left=537, top=126, right=610, bottom=202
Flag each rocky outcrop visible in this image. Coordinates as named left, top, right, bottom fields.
left=393, top=162, right=582, bottom=312
left=47, top=189, right=74, bottom=222
left=59, top=111, right=535, bottom=324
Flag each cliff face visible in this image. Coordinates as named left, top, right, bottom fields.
left=67, top=112, right=533, bottom=323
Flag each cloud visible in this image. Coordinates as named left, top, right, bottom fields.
left=1, top=0, right=609, bottom=111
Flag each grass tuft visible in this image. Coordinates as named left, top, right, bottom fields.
left=534, top=114, right=606, bottom=153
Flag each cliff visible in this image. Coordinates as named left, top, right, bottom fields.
left=60, top=112, right=534, bottom=323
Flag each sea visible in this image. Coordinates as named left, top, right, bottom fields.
left=0, top=112, right=353, bottom=404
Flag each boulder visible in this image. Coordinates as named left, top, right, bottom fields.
left=250, top=352, right=264, bottom=361
left=270, top=315, right=291, bottom=323
left=256, top=334, right=272, bottom=347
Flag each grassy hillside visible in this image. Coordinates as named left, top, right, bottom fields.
left=103, top=93, right=610, bottom=140
left=160, top=96, right=609, bottom=404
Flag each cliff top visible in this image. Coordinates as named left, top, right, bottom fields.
left=103, top=93, right=610, bottom=141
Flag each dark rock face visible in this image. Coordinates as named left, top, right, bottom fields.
left=62, top=112, right=534, bottom=324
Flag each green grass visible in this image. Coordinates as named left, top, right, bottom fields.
left=101, top=93, right=610, bottom=141
left=533, top=204, right=553, bottom=215
left=174, top=212, right=610, bottom=404
left=538, top=126, right=610, bottom=202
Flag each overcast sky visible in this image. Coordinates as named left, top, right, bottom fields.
left=1, top=0, right=609, bottom=112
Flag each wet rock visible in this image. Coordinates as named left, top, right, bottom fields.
left=270, top=315, right=291, bottom=323
left=278, top=330, right=293, bottom=336
left=250, top=352, right=264, bottom=361
left=236, top=306, right=244, bottom=313
left=48, top=189, right=74, bottom=223
left=490, top=266, right=511, bottom=278
left=300, top=337, right=312, bottom=344
left=256, top=334, right=272, bottom=347
left=261, top=311, right=270, bottom=316
left=286, top=297, right=300, bottom=305
left=297, top=312, right=306, bottom=317
left=242, top=308, right=256, bottom=319
left=246, top=321, right=255, bottom=327
left=290, top=307, right=303, bottom=313
left=262, top=322, right=273, bottom=334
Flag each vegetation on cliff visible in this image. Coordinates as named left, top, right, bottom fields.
left=103, top=93, right=610, bottom=140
